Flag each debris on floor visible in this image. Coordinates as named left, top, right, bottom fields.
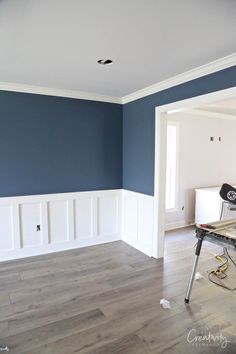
left=160, top=298, right=171, bottom=309
left=195, top=272, right=204, bottom=280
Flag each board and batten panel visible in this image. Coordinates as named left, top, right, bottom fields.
left=20, top=203, right=42, bottom=248
left=138, top=198, right=154, bottom=248
left=48, top=200, right=69, bottom=244
left=98, top=195, right=119, bottom=237
left=123, top=195, right=138, bottom=240
left=0, top=205, right=14, bottom=250
left=122, top=190, right=154, bottom=256
left=74, top=198, right=93, bottom=239
left=0, top=190, right=121, bottom=261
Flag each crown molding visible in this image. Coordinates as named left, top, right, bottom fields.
left=0, top=54, right=235, bottom=105
left=0, top=82, right=123, bottom=104
left=187, top=108, right=236, bottom=121
left=121, top=53, right=236, bottom=104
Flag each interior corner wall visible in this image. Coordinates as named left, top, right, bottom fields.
left=0, top=91, right=123, bottom=197
left=122, top=65, right=236, bottom=196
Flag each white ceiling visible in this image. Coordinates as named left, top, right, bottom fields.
left=199, top=98, right=236, bottom=116
left=0, top=0, right=235, bottom=98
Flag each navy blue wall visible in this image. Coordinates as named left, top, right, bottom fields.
left=1, top=66, right=236, bottom=198
left=0, top=91, right=122, bottom=197
left=123, top=66, right=236, bottom=196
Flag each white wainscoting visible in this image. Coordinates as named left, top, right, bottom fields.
left=0, top=190, right=121, bottom=261
left=122, top=190, right=154, bottom=257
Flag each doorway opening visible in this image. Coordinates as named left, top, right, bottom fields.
left=153, top=86, right=236, bottom=259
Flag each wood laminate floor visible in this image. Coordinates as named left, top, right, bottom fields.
left=0, top=227, right=236, bottom=353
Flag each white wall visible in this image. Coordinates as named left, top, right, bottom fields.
left=165, top=111, right=236, bottom=230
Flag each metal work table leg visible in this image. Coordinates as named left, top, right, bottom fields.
left=185, top=236, right=204, bottom=303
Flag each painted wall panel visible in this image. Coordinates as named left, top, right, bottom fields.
left=20, top=203, right=42, bottom=248
left=124, top=195, right=138, bottom=240
left=0, top=205, right=14, bottom=250
left=98, top=196, right=118, bottom=236
left=138, top=198, right=153, bottom=247
left=74, top=198, right=93, bottom=239
left=0, top=190, right=121, bottom=261
left=48, top=200, right=69, bottom=244
left=122, top=190, right=153, bottom=256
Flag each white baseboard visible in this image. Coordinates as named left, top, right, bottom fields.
left=0, top=235, right=120, bottom=262
left=0, top=189, right=121, bottom=262
left=165, top=219, right=195, bottom=231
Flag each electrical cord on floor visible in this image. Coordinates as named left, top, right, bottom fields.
left=224, top=247, right=236, bottom=267
left=208, top=247, right=236, bottom=291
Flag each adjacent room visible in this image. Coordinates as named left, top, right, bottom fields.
left=165, top=97, right=236, bottom=232
left=0, top=1, right=236, bottom=353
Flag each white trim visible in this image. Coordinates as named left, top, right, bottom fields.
left=155, top=87, right=236, bottom=114
left=0, top=82, right=122, bottom=104
left=165, top=220, right=195, bottom=232
left=0, top=189, right=121, bottom=204
left=165, top=121, right=180, bottom=211
left=186, top=108, right=236, bottom=121
left=0, top=54, right=235, bottom=104
left=153, top=86, right=236, bottom=259
left=122, top=54, right=236, bottom=104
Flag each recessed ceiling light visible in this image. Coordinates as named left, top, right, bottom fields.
left=97, top=59, right=113, bottom=65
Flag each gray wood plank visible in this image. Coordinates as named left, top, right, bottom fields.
left=0, top=228, right=235, bottom=353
